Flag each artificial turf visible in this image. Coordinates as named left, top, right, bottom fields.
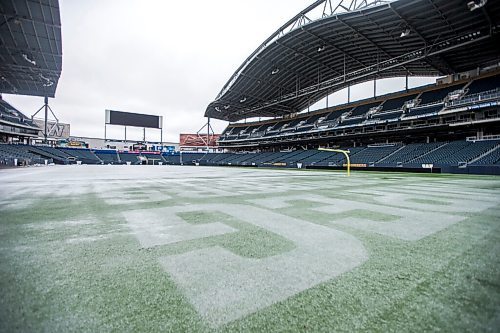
left=0, top=165, right=499, bottom=332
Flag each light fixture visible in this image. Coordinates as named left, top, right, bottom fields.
left=271, top=68, right=280, bottom=75
left=240, top=97, right=247, bottom=103
left=467, top=0, right=487, bottom=11
left=215, top=106, right=221, bottom=112
left=400, top=28, right=411, bottom=38
left=39, top=74, right=53, bottom=87
left=22, top=53, right=36, bottom=66
left=224, top=105, right=230, bottom=110
left=317, top=45, right=325, bottom=52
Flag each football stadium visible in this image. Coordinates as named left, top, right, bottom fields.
left=1, top=0, right=500, bottom=332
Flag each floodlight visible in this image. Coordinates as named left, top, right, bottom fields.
left=22, top=53, right=36, bottom=66
left=400, top=28, right=411, bottom=38
left=271, top=68, right=280, bottom=75
left=39, top=74, right=53, bottom=87
left=467, top=0, right=487, bottom=11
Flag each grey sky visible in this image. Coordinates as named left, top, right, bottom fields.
left=3, top=0, right=435, bottom=143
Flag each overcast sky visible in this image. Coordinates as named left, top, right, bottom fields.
left=4, top=0, right=435, bottom=143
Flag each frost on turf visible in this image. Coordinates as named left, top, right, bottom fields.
left=251, top=194, right=467, bottom=241
left=123, top=206, right=238, bottom=248
left=153, top=204, right=368, bottom=327
left=347, top=188, right=498, bottom=213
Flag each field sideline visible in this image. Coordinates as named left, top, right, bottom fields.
left=1, top=165, right=499, bottom=332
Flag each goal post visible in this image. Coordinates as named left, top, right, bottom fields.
left=318, top=148, right=351, bottom=176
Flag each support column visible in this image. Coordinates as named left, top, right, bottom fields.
left=405, top=73, right=409, bottom=91
left=347, top=85, right=351, bottom=103
left=207, top=117, right=211, bottom=152
left=477, top=129, right=484, bottom=140
left=143, top=128, right=146, bottom=142
left=373, top=78, right=377, bottom=98
left=125, top=126, right=127, bottom=142
left=44, top=96, right=48, bottom=144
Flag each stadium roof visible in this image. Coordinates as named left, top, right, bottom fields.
left=0, top=0, right=62, bottom=98
left=206, top=0, right=500, bottom=122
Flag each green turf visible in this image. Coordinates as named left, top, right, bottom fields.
left=0, top=166, right=499, bottom=332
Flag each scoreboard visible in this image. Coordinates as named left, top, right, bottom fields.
left=105, top=110, right=162, bottom=129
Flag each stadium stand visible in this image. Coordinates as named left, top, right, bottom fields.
left=381, top=94, right=419, bottom=112
left=119, top=153, right=141, bottom=165
left=0, top=100, right=37, bottom=128
left=163, top=154, right=181, bottom=165
left=180, top=153, right=206, bottom=165
left=20, top=146, right=66, bottom=164
left=418, top=83, right=465, bottom=105
left=1, top=138, right=499, bottom=173
left=471, top=145, right=500, bottom=165
left=0, top=99, right=40, bottom=142
left=349, top=145, right=401, bottom=165
left=378, top=142, right=445, bottom=165
left=0, top=144, right=50, bottom=166
left=60, top=148, right=101, bottom=164
left=218, top=71, right=500, bottom=147
left=403, top=104, right=443, bottom=118
left=466, top=75, right=500, bottom=95
left=94, top=150, right=120, bottom=164
left=409, top=140, right=500, bottom=166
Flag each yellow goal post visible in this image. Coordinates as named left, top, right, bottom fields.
left=318, top=148, right=351, bottom=176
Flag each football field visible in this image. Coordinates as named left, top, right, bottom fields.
left=1, top=165, right=499, bottom=332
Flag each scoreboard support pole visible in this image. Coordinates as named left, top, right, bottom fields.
left=196, top=117, right=215, bottom=153
left=207, top=117, right=210, bottom=152
left=31, top=96, right=59, bottom=144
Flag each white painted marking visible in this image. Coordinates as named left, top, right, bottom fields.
left=346, top=188, right=498, bottom=213
left=156, top=204, right=367, bottom=327
left=123, top=207, right=237, bottom=248
left=251, top=194, right=464, bottom=241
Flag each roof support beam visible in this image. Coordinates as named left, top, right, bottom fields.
left=239, top=72, right=295, bottom=98
left=235, top=31, right=491, bottom=115
left=300, top=26, right=370, bottom=70
left=389, top=5, right=455, bottom=74
left=336, top=16, right=412, bottom=74
left=0, top=14, right=61, bottom=28
left=253, top=54, right=318, bottom=89
left=424, top=0, right=458, bottom=36
left=0, top=44, right=62, bottom=60
left=275, top=40, right=342, bottom=78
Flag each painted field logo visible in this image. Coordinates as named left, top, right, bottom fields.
left=124, top=204, right=368, bottom=327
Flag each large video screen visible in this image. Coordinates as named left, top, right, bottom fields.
left=105, top=110, right=162, bottom=129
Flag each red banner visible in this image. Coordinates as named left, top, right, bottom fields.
left=180, top=134, right=220, bottom=147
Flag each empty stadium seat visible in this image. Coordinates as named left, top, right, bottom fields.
left=467, top=74, right=500, bottom=95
